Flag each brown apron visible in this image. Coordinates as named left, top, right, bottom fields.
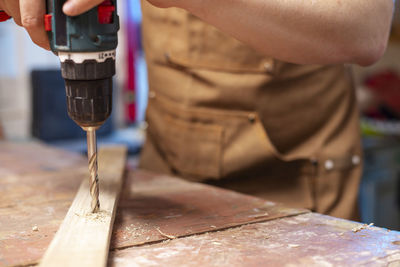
left=139, top=2, right=363, bottom=220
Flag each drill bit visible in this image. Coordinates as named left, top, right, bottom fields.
left=86, top=127, right=100, bottom=213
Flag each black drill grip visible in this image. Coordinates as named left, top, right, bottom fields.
left=65, top=78, right=112, bottom=127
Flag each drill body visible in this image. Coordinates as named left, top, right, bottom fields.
left=45, top=0, right=119, bottom=212
left=46, top=0, right=119, bottom=128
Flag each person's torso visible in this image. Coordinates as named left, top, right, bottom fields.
left=140, top=2, right=362, bottom=182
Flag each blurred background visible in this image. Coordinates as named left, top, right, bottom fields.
left=0, top=1, right=399, bottom=229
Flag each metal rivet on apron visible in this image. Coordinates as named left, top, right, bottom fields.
left=164, top=53, right=170, bottom=62
left=324, top=160, right=334, bottom=170
left=310, top=158, right=318, bottom=166
left=263, top=62, right=273, bottom=73
left=248, top=113, right=256, bottom=123
left=352, top=155, right=361, bottom=165
left=149, top=91, right=156, bottom=99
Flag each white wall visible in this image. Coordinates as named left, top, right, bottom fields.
left=0, top=20, right=59, bottom=140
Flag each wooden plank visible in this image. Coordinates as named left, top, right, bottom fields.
left=109, top=213, right=400, bottom=266
left=39, top=146, right=127, bottom=267
left=111, top=170, right=308, bottom=248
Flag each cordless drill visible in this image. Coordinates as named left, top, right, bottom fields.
left=45, top=0, right=119, bottom=212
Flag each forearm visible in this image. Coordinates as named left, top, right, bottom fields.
left=174, top=0, right=394, bottom=66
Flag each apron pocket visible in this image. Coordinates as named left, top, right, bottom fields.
left=146, top=102, right=223, bottom=180
left=313, top=151, right=363, bottom=218
left=146, top=94, right=315, bottom=181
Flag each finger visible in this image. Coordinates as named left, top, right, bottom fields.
left=0, top=0, right=22, bottom=26
left=63, top=0, right=105, bottom=16
left=19, top=0, right=50, bottom=50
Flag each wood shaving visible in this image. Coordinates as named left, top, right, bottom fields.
left=249, top=212, right=270, bottom=218
left=156, top=227, right=176, bottom=239
left=352, top=223, right=374, bottom=233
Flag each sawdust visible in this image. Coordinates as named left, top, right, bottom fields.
left=123, top=223, right=148, bottom=240
left=352, top=223, right=374, bottom=233
left=74, top=210, right=110, bottom=222
left=85, top=210, right=110, bottom=222
left=32, top=225, right=39, bottom=232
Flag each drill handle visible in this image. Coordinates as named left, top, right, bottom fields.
left=45, top=0, right=119, bottom=53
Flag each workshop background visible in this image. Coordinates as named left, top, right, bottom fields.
left=0, top=1, right=399, bottom=230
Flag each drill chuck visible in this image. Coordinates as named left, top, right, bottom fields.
left=60, top=51, right=115, bottom=128
left=65, top=78, right=112, bottom=128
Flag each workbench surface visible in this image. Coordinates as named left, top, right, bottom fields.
left=0, top=142, right=399, bottom=266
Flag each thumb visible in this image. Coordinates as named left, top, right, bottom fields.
left=63, top=0, right=105, bottom=16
